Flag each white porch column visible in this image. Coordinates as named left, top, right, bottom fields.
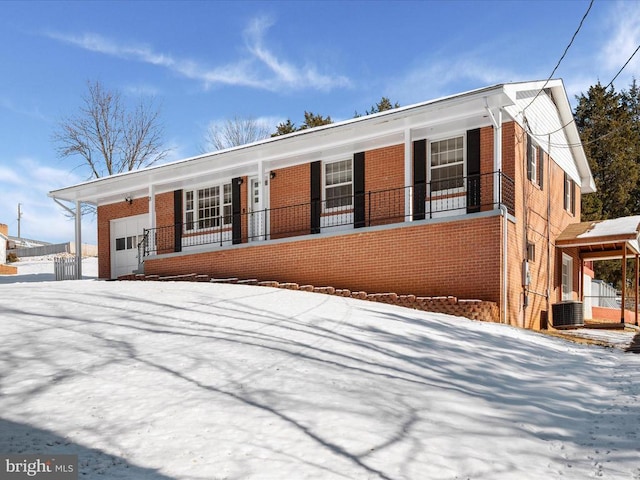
left=494, top=108, right=502, bottom=206
left=404, top=128, right=413, bottom=221
left=75, top=200, right=82, bottom=279
left=258, top=160, right=265, bottom=211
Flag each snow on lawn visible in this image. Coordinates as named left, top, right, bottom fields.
left=1, top=260, right=639, bottom=479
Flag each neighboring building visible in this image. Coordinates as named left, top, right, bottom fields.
left=0, top=223, right=17, bottom=275
left=49, top=79, right=596, bottom=329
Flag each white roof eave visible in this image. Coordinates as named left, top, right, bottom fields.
left=504, top=79, right=596, bottom=194
left=49, top=83, right=517, bottom=205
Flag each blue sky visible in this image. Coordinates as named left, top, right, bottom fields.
left=1, top=0, right=639, bottom=245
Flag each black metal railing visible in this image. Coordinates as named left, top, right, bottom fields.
left=140, top=171, right=514, bottom=258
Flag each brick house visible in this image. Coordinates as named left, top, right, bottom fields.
left=49, top=79, right=595, bottom=329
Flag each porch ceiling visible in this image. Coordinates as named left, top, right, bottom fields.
left=556, top=216, right=640, bottom=260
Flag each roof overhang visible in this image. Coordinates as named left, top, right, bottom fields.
left=504, top=79, right=595, bottom=194
left=556, top=216, right=640, bottom=260
left=48, top=83, right=515, bottom=206
left=49, top=79, right=595, bottom=206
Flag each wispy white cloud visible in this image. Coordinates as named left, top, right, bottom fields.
left=43, top=16, right=351, bottom=93
left=0, top=157, right=95, bottom=244
left=599, top=1, right=640, bottom=81
left=0, top=97, right=49, bottom=122
left=389, top=56, right=518, bottom=104
left=0, top=165, right=26, bottom=186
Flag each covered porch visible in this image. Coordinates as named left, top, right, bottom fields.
left=556, top=215, right=640, bottom=327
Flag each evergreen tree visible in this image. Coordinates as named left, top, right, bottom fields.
left=271, top=112, right=332, bottom=136
left=354, top=96, right=400, bottom=117
left=574, top=82, right=639, bottom=221
left=299, top=111, right=333, bottom=129
left=272, top=119, right=297, bottom=137
left=574, top=80, right=640, bottom=289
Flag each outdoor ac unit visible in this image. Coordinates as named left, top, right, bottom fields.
left=551, top=301, right=584, bottom=327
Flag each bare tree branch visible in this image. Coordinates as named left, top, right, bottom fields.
left=202, top=116, right=270, bottom=152
left=53, top=80, right=169, bottom=180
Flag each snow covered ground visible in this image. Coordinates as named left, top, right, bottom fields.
left=1, top=258, right=639, bottom=479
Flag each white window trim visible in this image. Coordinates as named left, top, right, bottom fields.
left=561, top=253, right=573, bottom=301
left=564, top=173, right=575, bottom=215
left=322, top=158, right=354, bottom=213
left=427, top=133, right=466, bottom=195
left=184, top=182, right=233, bottom=232
left=528, top=141, right=538, bottom=185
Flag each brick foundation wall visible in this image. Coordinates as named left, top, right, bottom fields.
left=144, top=214, right=502, bottom=302
left=0, top=264, right=17, bottom=274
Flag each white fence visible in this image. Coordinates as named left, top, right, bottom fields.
left=54, top=257, right=79, bottom=281
left=9, top=242, right=97, bottom=258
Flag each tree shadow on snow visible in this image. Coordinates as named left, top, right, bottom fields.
left=0, top=417, right=177, bottom=479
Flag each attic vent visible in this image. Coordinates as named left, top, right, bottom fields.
left=515, top=90, right=541, bottom=100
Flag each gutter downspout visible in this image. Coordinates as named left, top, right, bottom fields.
left=501, top=204, right=509, bottom=324
left=547, top=134, right=552, bottom=328
left=486, top=99, right=507, bottom=324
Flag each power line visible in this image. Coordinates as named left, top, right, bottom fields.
left=605, top=43, right=640, bottom=89
left=522, top=0, right=594, bottom=114
left=527, top=41, right=640, bottom=140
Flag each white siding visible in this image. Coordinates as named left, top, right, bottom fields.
left=504, top=89, right=581, bottom=184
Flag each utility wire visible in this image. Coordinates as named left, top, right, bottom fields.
left=521, top=0, right=594, bottom=114
left=605, top=43, right=640, bottom=89
left=529, top=40, right=640, bottom=141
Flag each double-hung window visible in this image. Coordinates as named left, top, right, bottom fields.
left=564, top=173, right=575, bottom=215
left=527, top=135, right=544, bottom=188
left=185, top=183, right=232, bottom=231
left=430, top=136, right=464, bottom=192
left=527, top=139, right=538, bottom=185
left=325, top=159, right=353, bottom=209
left=561, top=253, right=573, bottom=301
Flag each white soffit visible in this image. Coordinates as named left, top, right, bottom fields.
left=503, top=79, right=595, bottom=193
left=49, top=84, right=514, bottom=205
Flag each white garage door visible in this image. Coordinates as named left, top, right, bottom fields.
left=110, top=214, right=149, bottom=279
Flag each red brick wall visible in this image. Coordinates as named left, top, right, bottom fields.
left=479, top=126, right=495, bottom=210
left=503, top=121, right=583, bottom=329
left=155, top=192, right=176, bottom=255
left=270, top=163, right=311, bottom=238
left=144, top=215, right=503, bottom=301
left=365, top=144, right=406, bottom=225
left=97, top=198, right=149, bottom=279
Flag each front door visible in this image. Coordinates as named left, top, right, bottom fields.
left=248, top=176, right=264, bottom=241
left=110, top=214, right=148, bottom=279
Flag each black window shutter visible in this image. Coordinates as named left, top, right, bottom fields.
left=232, top=177, right=242, bottom=244
left=310, top=161, right=322, bottom=234
left=413, top=140, right=426, bottom=220
left=354, top=152, right=365, bottom=228
left=173, top=190, right=183, bottom=253
left=466, top=128, right=481, bottom=213
left=538, top=146, right=544, bottom=189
